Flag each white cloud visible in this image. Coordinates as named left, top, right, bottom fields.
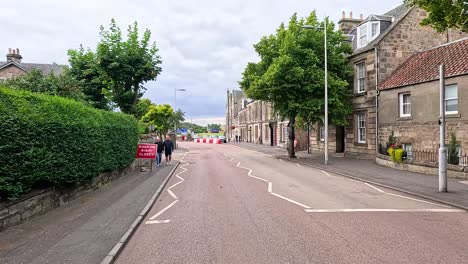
left=1, top=0, right=403, bottom=119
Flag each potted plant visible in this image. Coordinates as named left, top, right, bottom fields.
left=387, top=144, right=404, bottom=163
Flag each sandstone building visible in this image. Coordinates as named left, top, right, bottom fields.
left=0, top=48, right=65, bottom=80
left=378, top=38, right=468, bottom=158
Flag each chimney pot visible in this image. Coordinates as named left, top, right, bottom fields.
left=8, top=48, right=12, bottom=54
left=16, top=48, right=19, bottom=54
left=360, top=14, right=363, bottom=20
left=350, top=11, right=353, bottom=19
left=13, top=49, right=16, bottom=55
left=342, top=11, right=345, bottom=19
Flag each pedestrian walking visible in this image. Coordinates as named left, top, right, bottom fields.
left=163, top=135, right=174, bottom=165
left=155, top=137, right=164, bottom=167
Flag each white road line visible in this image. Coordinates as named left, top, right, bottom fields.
left=386, top=192, right=452, bottom=208
left=321, top=170, right=331, bottom=177
left=364, top=182, right=451, bottom=208
left=176, top=175, right=185, bottom=181
left=145, top=219, right=171, bottom=224
left=168, top=180, right=184, bottom=189
left=304, top=208, right=465, bottom=213
left=364, top=183, right=385, bottom=193
left=271, top=192, right=311, bottom=209
left=296, top=163, right=302, bottom=168
left=167, top=189, right=178, bottom=200
left=148, top=200, right=179, bottom=220
left=268, top=182, right=272, bottom=193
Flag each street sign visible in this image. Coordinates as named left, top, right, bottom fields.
left=136, top=144, right=156, bottom=159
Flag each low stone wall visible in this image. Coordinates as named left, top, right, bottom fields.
left=376, top=154, right=468, bottom=179
left=0, top=160, right=139, bottom=231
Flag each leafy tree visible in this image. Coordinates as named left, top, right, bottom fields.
left=142, top=104, right=174, bottom=139
left=171, top=109, right=185, bottom=130
left=405, top=0, right=468, bottom=32
left=135, top=98, right=154, bottom=120
left=239, top=12, right=353, bottom=158
left=96, top=19, right=163, bottom=115
left=3, top=69, right=85, bottom=101
left=68, top=46, right=109, bottom=110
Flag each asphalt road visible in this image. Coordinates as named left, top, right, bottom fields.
left=117, top=142, right=468, bottom=264
left=0, top=156, right=181, bottom=264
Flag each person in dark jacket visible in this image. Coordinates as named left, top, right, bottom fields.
left=155, top=137, right=164, bottom=166
left=163, top=135, right=174, bottom=165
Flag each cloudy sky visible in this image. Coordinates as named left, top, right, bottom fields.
left=2, top=0, right=402, bottom=124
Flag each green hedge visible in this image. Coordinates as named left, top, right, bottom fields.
left=0, top=87, right=139, bottom=200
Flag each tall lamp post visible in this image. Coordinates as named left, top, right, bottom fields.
left=303, top=17, right=329, bottom=165
left=174, top=88, right=186, bottom=132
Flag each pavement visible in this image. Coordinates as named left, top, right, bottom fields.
left=0, top=151, right=185, bottom=264
left=234, top=142, right=468, bottom=210
left=116, top=142, right=468, bottom=264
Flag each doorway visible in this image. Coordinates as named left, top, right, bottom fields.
left=336, top=126, right=345, bottom=153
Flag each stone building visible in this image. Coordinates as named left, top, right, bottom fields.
left=226, top=91, right=308, bottom=150
left=309, top=5, right=468, bottom=158
left=225, top=89, right=246, bottom=142
left=0, top=48, right=65, bottom=80
left=378, top=38, right=468, bottom=156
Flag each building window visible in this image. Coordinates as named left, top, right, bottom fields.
left=371, top=22, right=379, bottom=38
left=356, top=62, right=365, bottom=93
left=445, top=84, right=458, bottom=114
left=357, top=113, right=366, bottom=143
left=280, top=124, right=284, bottom=142
left=399, top=93, right=411, bottom=117
left=319, top=125, right=325, bottom=141
left=403, top=143, right=413, bottom=160
left=359, top=24, right=368, bottom=47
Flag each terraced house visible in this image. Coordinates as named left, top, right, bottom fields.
left=378, top=38, right=468, bottom=164
left=0, top=48, right=65, bottom=80
left=310, top=4, right=468, bottom=158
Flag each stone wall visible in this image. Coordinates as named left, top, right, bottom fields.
left=0, top=160, right=138, bottom=231
left=378, top=75, right=468, bottom=154
left=377, top=8, right=468, bottom=83
left=0, top=64, right=26, bottom=79
left=346, top=50, right=377, bottom=158
left=376, top=154, right=468, bottom=179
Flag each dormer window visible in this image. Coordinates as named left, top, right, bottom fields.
left=357, top=21, right=381, bottom=48
left=359, top=24, right=368, bottom=47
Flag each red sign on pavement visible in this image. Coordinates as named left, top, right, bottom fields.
left=136, top=144, right=156, bottom=159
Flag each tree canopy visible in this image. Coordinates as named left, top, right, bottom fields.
left=405, top=0, right=467, bottom=33
left=239, top=12, right=353, bottom=158
left=68, top=19, right=163, bottom=115
left=142, top=104, right=175, bottom=138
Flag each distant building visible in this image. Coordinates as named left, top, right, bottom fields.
left=0, top=48, right=65, bottom=80
left=378, top=38, right=468, bottom=156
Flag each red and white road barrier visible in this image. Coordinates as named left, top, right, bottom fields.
left=194, top=138, right=223, bottom=144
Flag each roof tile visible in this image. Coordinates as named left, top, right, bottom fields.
left=379, top=38, right=468, bottom=90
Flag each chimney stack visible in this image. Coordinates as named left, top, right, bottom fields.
left=6, top=48, right=22, bottom=63
left=338, top=11, right=365, bottom=34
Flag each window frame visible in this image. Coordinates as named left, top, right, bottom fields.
left=370, top=22, right=380, bottom=38
left=445, top=84, right=458, bottom=115
left=399, top=92, right=411, bottom=118
left=357, top=112, right=366, bottom=144
left=402, top=143, right=413, bottom=160
left=358, top=24, right=368, bottom=47
left=356, top=62, right=366, bottom=94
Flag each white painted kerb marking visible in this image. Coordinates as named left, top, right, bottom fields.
left=296, top=163, right=302, bottom=168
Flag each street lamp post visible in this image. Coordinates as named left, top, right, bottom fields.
left=303, top=17, right=329, bottom=165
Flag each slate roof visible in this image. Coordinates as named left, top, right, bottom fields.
left=0, top=61, right=65, bottom=75
left=379, top=38, right=468, bottom=90
left=350, top=4, right=410, bottom=55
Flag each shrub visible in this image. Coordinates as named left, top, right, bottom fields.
left=0, top=87, right=138, bottom=200
left=387, top=146, right=404, bottom=163
left=447, top=133, right=460, bottom=165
